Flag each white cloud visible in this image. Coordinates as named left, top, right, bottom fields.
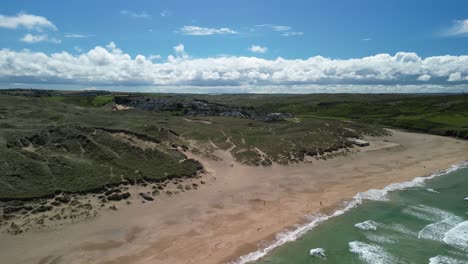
left=361, top=38, right=372, bottom=41
left=448, top=72, right=464, bottom=81
left=179, top=26, right=237, bottom=36
left=249, top=45, right=268, bottom=54
left=170, top=44, right=188, bottom=60
left=0, top=43, right=468, bottom=91
left=174, top=44, right=184, bottom=54
left=0, top=12, right=57, bottom=31
left=417, top=74, right=431, bottom=81
left=20, top=33, right=61, bottom=44
left=270, top=25, right=291, bottom=31
left=446, top=19, right=468, bottom=36
left=160, top=10, right=170, bottom=17
left=148, top=54, right=161, bottom=61
left=282, top=31, right=304, bottom=37
left=83, top=86, right=97, bottom=91
left=74, top=46, right=83, bottom=53
left=120, top=10, right=151, bottom=19
left=65, top=33, right=89, bottom=38
left=255, top=24, right=290, bottom=31
left=254, top=24, right=302, bottom=37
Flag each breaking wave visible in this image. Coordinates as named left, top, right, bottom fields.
left=231, top=162, right=468, bottom=264
left=418, top=216, right=463, bottom=241
left=349, top=241, right=398, bottom=264
left=355, top=220, right=379, bottom=231
left=429, top=255, right=467, bottom=264
left=443, top=221, right=468, bottom=251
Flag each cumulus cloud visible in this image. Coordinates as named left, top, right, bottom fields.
left=148, top=54, right=161, bottom=61
left=446, top=19, right=468, bottom=36
left=0, top=43, right=468, bottom=90
left=0, top=12, right=57, bottom=31
left=417, top=74, right=431, bottom=81
left=120, top=10, right=151, bottom=19
left=249, top=45, right=268, bottom=53
left=179, top=26, right=237, bottom=36
left=447, top=72, right=468, bottom=81
left=20, top=33, right=61, bottom=44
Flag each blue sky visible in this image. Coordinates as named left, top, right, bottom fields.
left=0, top=0, right=468, bottom=93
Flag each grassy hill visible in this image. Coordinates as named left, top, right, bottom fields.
left=0, top=91, right=390, bottom=200
left=1, top=90, right=466, bottom=200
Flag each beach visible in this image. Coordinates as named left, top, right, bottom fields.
left=0, top=129, right=467, bottom=264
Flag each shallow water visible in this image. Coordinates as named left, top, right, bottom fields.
left=255, top=165, right=468, bottom=264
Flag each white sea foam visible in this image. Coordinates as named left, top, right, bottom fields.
left=443, top=221, right=468, bottom=251
left=349, top=241, right=398, bottom=264
left=231, top=162, right=468, bottom=264
left=309, top=248, right=326, bottom=259
left=429, top=255, right=467, bottom=264
left=355, top=220, right=379, bottom=231
left=426, top=188, right=439, bottom=193
left=418, top=216, right=463, bottom=241
left=387, top=223, right=418, bottom=237
left=365, top=233, right=397, bottom=244
left=403, top=205, right=455, bottom=222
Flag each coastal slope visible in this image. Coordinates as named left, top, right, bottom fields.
left=0, top=129, right=466, bottom=264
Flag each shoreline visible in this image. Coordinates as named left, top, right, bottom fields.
left=233, top=161, right=468, bottom=264
left=0, top=130, right=467, bottom=264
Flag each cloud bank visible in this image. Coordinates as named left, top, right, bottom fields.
left=0, top=43, right=467, bottom=92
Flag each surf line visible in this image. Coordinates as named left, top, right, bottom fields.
left=232, top=161, right=468, bottom=264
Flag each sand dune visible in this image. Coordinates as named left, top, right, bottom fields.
left=0, top=130, right=467, bottom=264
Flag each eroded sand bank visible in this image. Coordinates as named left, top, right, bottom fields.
left=0, top=130, right=467, bottom=264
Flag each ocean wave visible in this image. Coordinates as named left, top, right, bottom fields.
left=443, top=221, right=468, bottom=251
left=403, top=205, right=456, bottom=222
left=349, top=241, right=398, bottom=264
left=429, top=255, right=467, bottom=264
left=418, top=216, right=463, bottom=242
left=426, top=188, right=439, bottom=193
left=231, top=161, right=468, bottom=264
left=386, top=223, right=418, bottom=237
left=365, top=233, right=398, bottom=244
left=355, top=162, right=468, bottom=202
left=355, top=220, right=379, bottom=231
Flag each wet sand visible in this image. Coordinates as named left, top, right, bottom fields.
left=0, top=130, right=467, bottom=264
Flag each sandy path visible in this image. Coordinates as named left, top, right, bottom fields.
left=0, top=130, right=467, bottom=264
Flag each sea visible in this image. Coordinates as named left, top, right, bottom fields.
left=235, top=162, right=468, bottom=264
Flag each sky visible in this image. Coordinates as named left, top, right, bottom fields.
left=0, top=0, right=468, bottom=93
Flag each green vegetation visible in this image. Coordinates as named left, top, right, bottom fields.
left=189, top=93, right=468, bottom=139
left=1, top=89, right=466, bottom=201
left=0, top=95, right=202, bottom=200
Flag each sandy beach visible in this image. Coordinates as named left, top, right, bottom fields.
left=0, top=129, right=467, bottom=264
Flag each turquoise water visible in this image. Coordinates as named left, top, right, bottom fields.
left=245, top=163, right=468, bottom=264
